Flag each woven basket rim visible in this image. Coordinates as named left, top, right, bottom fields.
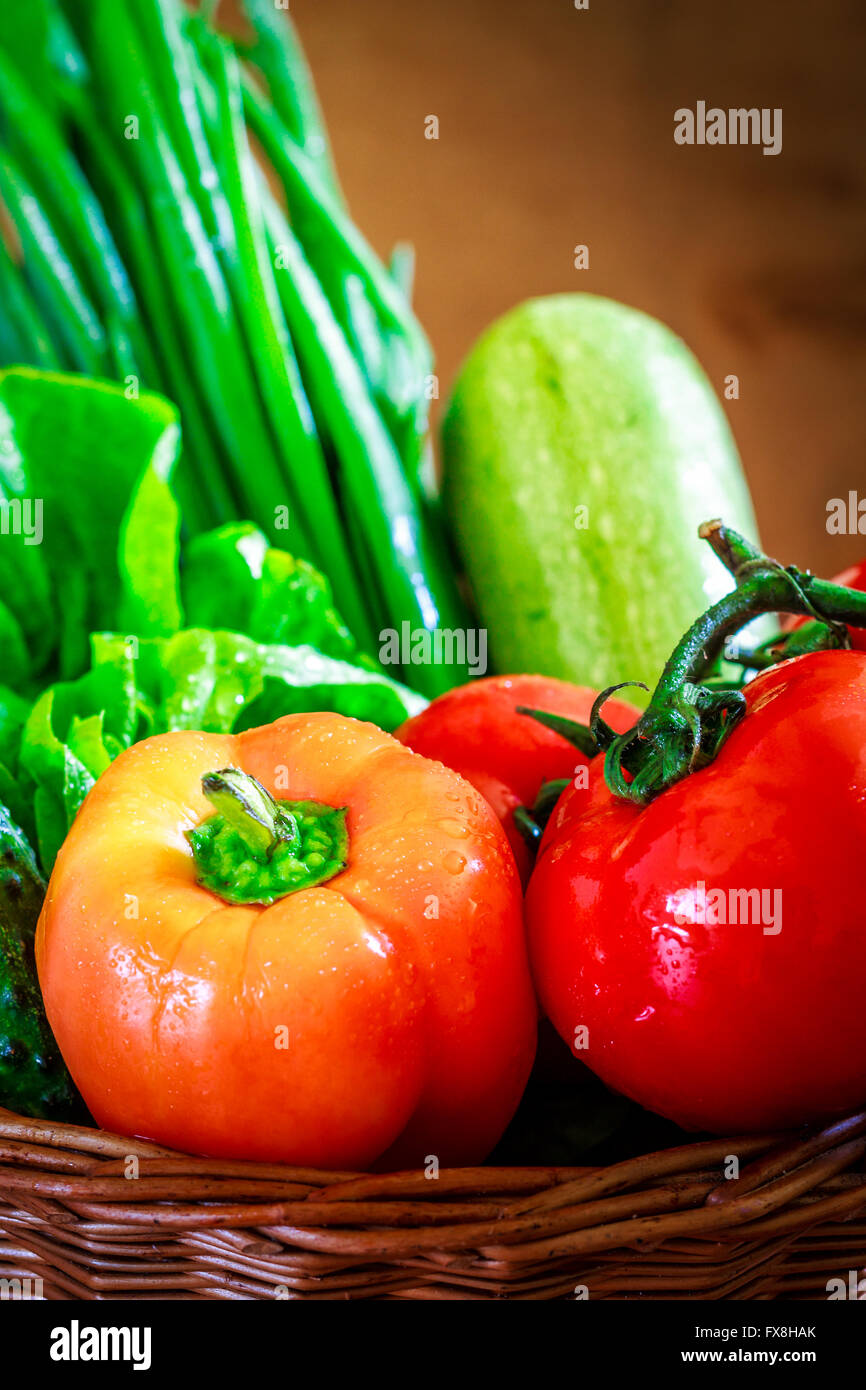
left=2, top=1106, right=865, bottom=1299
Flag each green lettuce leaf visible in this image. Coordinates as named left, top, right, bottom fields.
left=0, top=371, right=428, bottom=875
left=0, top=762, right=36, bottom=849
left=116, top=437, right=183, bottom=639
left=18, top=627, right=423, bottom=872
left=16, top=655, right=152, bottom=869
left=0, top=599, right=31, bottom=691
left=0, top=684, right=30, bottom=773
left=0, top=368, right=182, bottom=680
left=92, top=628, right=423, bottom=736
left=19, top=693, right=98, bottom=870
left=0, top=394, right=56, bottom=673
left=181, top=521, right=356, bottom=656
left=153, top=629, right=425, bottom=733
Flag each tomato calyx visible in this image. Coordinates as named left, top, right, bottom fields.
left=600, top=519, right=866, bottom=808
left=188, top=768, right=348, bottom=905
left=514, top=683, right=649, bottom=849
left=714, top=617, right=845, bottom=686
left=514, top=705, right=598, bottom=757
left=513, top=777, right=571, bottom=849
left=517, top=680, right=648, bottom=757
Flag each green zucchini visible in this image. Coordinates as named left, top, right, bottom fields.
left=0, top=803, right=82, bottom=1119
left=442, top=294, right=762, bottom=693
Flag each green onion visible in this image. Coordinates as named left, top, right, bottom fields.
left=0, top=0, right=474, bottom=696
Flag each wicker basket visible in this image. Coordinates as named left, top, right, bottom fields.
left=0, top=1106, right=864, bottom=1300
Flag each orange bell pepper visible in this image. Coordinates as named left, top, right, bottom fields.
left=36, top=713, right=536, bottom=1169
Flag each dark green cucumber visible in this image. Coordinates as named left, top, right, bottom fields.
left=0, top=803, right=83, bottom=1119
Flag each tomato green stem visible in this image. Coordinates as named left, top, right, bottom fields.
left=517, top=680, right=648, bottom=762
left=513, top=777, right=571, bottom=850
left=188, top=768, right=348, bottom=905
left=514, top=706, right=598, bottom=758
left=603, top=519, right=866, bottom=807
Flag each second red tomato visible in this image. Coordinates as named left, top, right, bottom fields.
left=396, top=674, right=640, bottom=881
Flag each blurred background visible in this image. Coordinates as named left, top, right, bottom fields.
left=229, top=0, right=866, bottom=575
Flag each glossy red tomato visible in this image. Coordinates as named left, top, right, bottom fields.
left=396, top=675, right=640, bottom=881
left=526, top=650, right=866, bottom=1133
left=785, top=560, right=866, bottom=652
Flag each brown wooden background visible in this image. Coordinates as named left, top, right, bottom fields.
left=229, top=0, right=866, bottom=576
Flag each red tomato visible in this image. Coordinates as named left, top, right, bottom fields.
left=396, top=675, right=640, bottom=881
left=526, top=650, right=866, bottom=1133
left=785, top=560, right=866, bottom=652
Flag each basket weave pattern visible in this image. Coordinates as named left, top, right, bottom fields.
left=0, top=1107, right=864, bottom=1300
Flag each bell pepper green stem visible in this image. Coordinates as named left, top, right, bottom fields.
left=189, top=768, right=348, bottom=905
left=199, top=769, right=296, bottom=857
left=604, top=519, right=866, bottom=807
